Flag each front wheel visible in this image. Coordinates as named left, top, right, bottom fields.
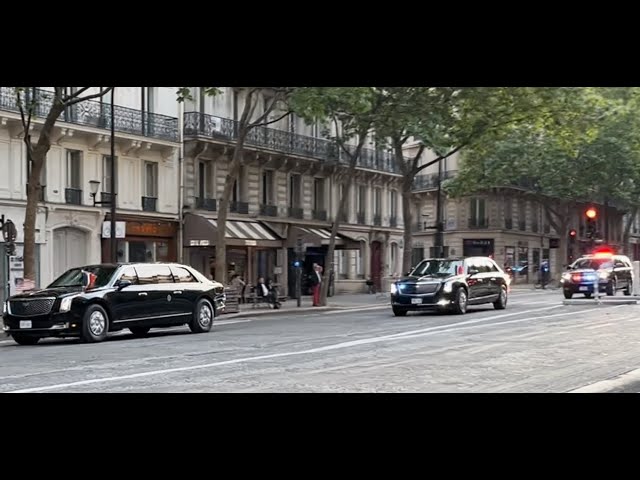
left=392, top=307, right=408, bottom=317
left=564, top=291, right=573, bottom=299
left=81, top=304, right=109, bottom=343
left=493, top=287, right=507, bottom=310
left=451, top=288, right=468, bottom=315
left=190, top=298, right=214, bottom=333
left=11, top=334, right=40, bottom=346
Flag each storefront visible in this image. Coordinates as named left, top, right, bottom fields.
left=463, top=239, right=495, bottom=257
left=102, top=215, right=178, bottom=264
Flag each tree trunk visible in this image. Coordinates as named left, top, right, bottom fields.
left=401, top=184, right=414, bottom=275
left=622, top=206, right=638, bottom=255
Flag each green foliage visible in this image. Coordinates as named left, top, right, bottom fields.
left=176, top=87, right=222, bottom=102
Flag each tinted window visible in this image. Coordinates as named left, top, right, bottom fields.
left=573, top=258, right=613, bottom=270
left=171, top=266, right=198, bottom=283
left=118, top=267, right=138, bottom=285
left=467, top=259, right=485, bottom=273
left=135, top=265, right=174, bottom=285
left=48, top=266, right=116, bottom=288
left=411, top=260, right=464, bottom=277
left=485, top=259, right=500, bottom=273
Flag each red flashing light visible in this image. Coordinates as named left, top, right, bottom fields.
left=569, top=229, right=577, bottom=237
left=586, top=208, right=597, bottom=220
left=593, top=246, right=614, bottom=257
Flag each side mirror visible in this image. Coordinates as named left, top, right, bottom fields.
left=116, top=279, right=132, bottom=290
left=468, top=268, right=479, bottom=276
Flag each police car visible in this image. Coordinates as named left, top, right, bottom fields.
left=561, top=250, right=633, bottom=299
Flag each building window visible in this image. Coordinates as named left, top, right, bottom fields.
left=144, top=162, right=158, bottom=198
left=518, top=199, right=526, bottom=230
left=390, top=243, right=399, bottom=276
left=314, top=178, right=325, bottom=211
left=374, top=188, right=382, bottom=216
left=470, top=198, right=486, bottom=226
left=198, top=161, right=213, bottom=199
left=357, top=185, right=366, bottom=213
left=289, top=174, right=301, bottom=207
left=390, top=190, right=397, bottom=217
left=66, top=150, right=82, bottom=189
left=262, top=170, right=274, bottom=205
left=102, top=155, right=118, bottom=193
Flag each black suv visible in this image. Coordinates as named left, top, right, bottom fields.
left=2, top=263, right=225, bottom=345
left=390, top=257, right=510, bottom=316
left=561, top=253, right=634, bottom=299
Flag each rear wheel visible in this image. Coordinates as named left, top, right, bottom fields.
left=564, top=291, right=573, bottom=299
left=129, top=327, right=151, bottom=337
left=189, top=298, right=214, bottom=333
left=606, top=279, right=617, bottom=296
left=624, top=280, right=633, bottom=296
left=392, top=307, right=408, bottom=317
left=11, top=334, right=40, bottom=346
left=451, top=288, right=468, bottom=315
left=493, top=287, right=507, bottom=310
left=584, top=293, right=592, bottom=299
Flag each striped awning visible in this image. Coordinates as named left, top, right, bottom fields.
left=295, top=227, right=333, bottom=241
left=208, top=219, right=279, bottom=241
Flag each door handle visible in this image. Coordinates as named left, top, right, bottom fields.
left=173, top=291, right=183, bottom=295
left=138, top=292, right=148, bottom=297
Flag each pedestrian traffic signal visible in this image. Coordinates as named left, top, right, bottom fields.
left=293, top=260, right=301, bottom=268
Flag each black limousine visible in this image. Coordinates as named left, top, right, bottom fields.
left=390, top=257, right=511, bottom=316
left=2, top=263, right=225, bottom=345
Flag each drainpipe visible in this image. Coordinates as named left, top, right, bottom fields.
left=177, top=97, right=185, bottom=264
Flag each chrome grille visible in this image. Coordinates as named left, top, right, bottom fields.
left=9, top=298, right=56, bottom=317
left=400, top=283, right=440, bottom=295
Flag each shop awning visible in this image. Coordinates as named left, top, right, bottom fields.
left=288, top=226, right=361, bottom=250
left=183, top=214, right=282, bottom=248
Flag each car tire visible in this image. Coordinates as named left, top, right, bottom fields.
left=129, top=327, right=151, bottom=337
left=189, top=298, right=214, bottom=334
left=11, top=334, right=40, bottom=346
left=81, top=304, right=109, bottom=343
left=392, top=307, right=408, bottom=317
left=624, top=281, right=632, bottom=296
left=606, top=279, right=617, bottom=296
left=564, top=291, right=573, bottom=299
left=493, top=287, right=507, bottom=310
left=451, top=288, right=468, bottom=315
left=584, top=293, right=592, bottom=299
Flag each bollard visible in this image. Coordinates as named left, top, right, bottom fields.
left=634, top=261, right=640, bottom=296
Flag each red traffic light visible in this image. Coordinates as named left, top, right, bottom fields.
left=586, top=208, right=597, bottom=220
left=569, top=229, right=577, bottom=237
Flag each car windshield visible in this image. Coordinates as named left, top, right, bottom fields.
left=48, top=266, right=116, bottom=288
left=410, top=260, right=463, bottom=277
left=572, top=258, right=613, bottom=270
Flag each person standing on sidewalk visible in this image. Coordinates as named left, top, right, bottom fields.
left=310, top=264, right=322, bottom=306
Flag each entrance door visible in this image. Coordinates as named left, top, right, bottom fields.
left=53, top=228, right=88, bottom=279
left=370, top=241, right=382, bottom=292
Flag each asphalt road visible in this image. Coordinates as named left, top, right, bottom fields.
left=2, top=289, right=640, bottom=392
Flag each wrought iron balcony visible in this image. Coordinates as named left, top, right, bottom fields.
left=531, top=221, right=539, bottom=233
left=389, top=216, right=398, bottom=228
left=505, top=218, right=513, bottom=230
left=0, top=87, right=179, bottom=142
left=339, top=211, right=349, bottom=223
left=518, top=220, right=526, bottom=231
left=65, top=188, right=82, bottom=205
left=260, top=204, right=278, bottom=217
left=313, top=209, right=327, bottom=221
left=289, top=207, right=304, bottom=219
left=544, top=224, right=551, bottom=234
left=412, top=170, right=459, bottom=191
left=413, top=221, right=427, bottom=233
left=100, top=192, right=115, bottom=205
left=357, top=212, right=366, bottom=225
left=183, top=112, right=403, bottom=175
left=196, top=197, right=217, bottom=211
left=142, top=196, right=157, bottom=212
left=373, top=214, right=382, bottom=226
left=468, top=217, right=489, bottom=229
left=230, top=201, right=249, bottom=214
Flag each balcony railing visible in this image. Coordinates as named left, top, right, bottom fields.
left=518, top=220, right=526, bottom=231
left=389, top=216, right=398, bottom=228
left=469, top=217, right=489, bottom=229
left=183, top=112, right=403, bottom=175
left=505, top=218, right=513, bottom=230
left=142, top=196, right=157, bottom=212
left=531, top=221, right=539, bottom=233
left=289, top=206, right=304, bottom=219
left=196, top=197, right=217, bottom=211
left=65, top=188, right=82, bottom=205
left=0, top=87, right=179, bottom=142
left=373, top=214, right=382, bottom=226
left=357, top=212, right=365, bottom=225
left=412, top=170, right=459, bottom=191
left=100, top=192, right=115, bottom=205
left=313, top=209, right=327, bottom=221
left=230, top=201, right=249, bottom=214
left=339, top=211, right=349, bottom=223
left=260, top=204, right=278, bottom=217
left=544, top=224, right=551, bottom=234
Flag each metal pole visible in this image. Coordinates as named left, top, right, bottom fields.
left=110, top=88, right=117, bottom=264
left=296, top=265, right=301, bottom=308
left=435, top=157, right=444, bottom=257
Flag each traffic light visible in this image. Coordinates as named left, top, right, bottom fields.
left=569, top=229, right=577, bottom=241
left=293, top=260, right=301, bottom=268
left=585, top=207, right=598, bottom=239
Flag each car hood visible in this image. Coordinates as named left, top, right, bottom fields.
left=396, top=275, right=454, bottom=284
left=567, top=268, right=599, bottom=275
left=9, top=286, right=84, bottom=300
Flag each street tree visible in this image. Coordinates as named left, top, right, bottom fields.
left=178, top=87, right=293, bottom=285
left=12, top=87, right=114, bottom=286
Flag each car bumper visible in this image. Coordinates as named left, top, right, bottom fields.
left=2, top=312, right=81, bottom=337
left=562, top=282, right=607, bottom=294
left=391, top=292, right=455, bottom=310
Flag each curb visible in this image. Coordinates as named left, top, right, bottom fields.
left=569, top=368, right=640, bottom=393
left=562, top=298, right=639, bottom=306
left=220, top=304, right=388, bottom=320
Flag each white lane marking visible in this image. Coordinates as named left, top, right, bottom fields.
left=8, top=304, right=624, bottom=394
left=585, top=322, right=615, bottom=330
left=215, top=319, right=253, bottom=326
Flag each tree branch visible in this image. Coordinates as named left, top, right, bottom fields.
left=64, top=87, right=114, bottom=107
left=62, top=87, right=91, bottom=101
left=413, top=143, right=467, bottom=175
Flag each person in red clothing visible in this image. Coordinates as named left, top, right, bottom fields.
left=310, top=264, right=323, bottom=306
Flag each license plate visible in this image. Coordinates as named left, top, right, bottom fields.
left=20, top=320, right=32, bottom=329
left=579, top=286, right=589, bottom=292
left=411, top=298, right=422, bottom=305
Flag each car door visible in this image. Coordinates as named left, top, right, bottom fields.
left=614, top=257, right=632, bottom=289
left=484, top=258, right=503, bottom=297
left=169, top=265, right=201, bottom=318
left=466, top=258, right=488, bottom=300
left=133, top=265, right=173, bottom=325
left=108, top=266, right=149, bottom=322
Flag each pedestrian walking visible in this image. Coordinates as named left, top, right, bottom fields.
left=310, top=264, right=322, bottom=306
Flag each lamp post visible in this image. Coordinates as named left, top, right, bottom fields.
left=88, top=88, right=117, bottom=264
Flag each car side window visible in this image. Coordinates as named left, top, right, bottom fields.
left=118, top=267, right=138, bottom=285
left=486, top=259, right=499, bottom=273
left=135, top=265, right=174, bottom=285
left=171, top=266, right=198, bottom=283
left=468, top=259, right=482, bottom=274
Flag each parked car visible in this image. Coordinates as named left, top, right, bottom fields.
left=390, top=256, right=510, bottom=316
left=2, top=263, right=226, bottom=346
left=561, top=253, right=633, bottom=299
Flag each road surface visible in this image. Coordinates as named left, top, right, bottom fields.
left=1, top=289, right=639, bottom=392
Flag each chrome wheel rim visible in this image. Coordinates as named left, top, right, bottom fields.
left=459, top=290, right=467, bottom=312
left=199, top=303, right=212, bottom=327
left=501, top=290, right=507, bottom=305
left=89, top=311, right=106, bottom=336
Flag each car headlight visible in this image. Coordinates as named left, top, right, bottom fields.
left=59, top=295, right=79, bottom=313
left=598, top=271, right=609, bottom=280
left=443, top=281, right=454, bottom=293
left=2, top=301, right=6, bottom=315
left=390, top=283, right=398, bottom=295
